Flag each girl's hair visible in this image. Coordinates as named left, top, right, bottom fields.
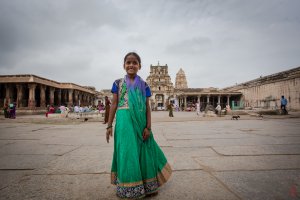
left=123, top=52, right=142, bottom=68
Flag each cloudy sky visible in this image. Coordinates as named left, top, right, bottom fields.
left=1, top=0, right=300, bottom=90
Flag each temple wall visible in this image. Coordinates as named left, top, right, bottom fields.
left=238, top=77, right=300, bottom=110
left=223, top=67, right=300, bottom=110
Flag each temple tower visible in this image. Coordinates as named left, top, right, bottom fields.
left=146, top=62, right=174, bottom=110
left=175, top=68, right=188, bottom=89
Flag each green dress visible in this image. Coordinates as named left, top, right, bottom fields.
left=111, top=76, right=172, bottom=199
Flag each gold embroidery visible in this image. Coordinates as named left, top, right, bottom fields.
left=157, top=163, right=172, bottom=186
left=117, top=180, right=144, bottom=187
left=117, top=107, right=129, bottom=110
left=111, top=163, right=172, bottom=187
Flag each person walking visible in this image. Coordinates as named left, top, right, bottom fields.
left=9, top=102, right=16, bottom=119
left=3, top=103, right=10, bottom=118
left=106, top=52, right=172, bottom=199
left=215, top=104, right=221, bottom=116
left=280, top=95, right=288, bottom=114
left=168, top=102, right=174, bottom=117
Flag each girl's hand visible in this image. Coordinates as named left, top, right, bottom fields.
left=106, top=127, right=113, bottom=143
left=143, top=128, right=151, bottom=141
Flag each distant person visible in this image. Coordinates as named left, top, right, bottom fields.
left=59, top=105, right=66, bottom=113
left=175, top=104, right=179, bottom=112
left=168, top=102, right=174, bottom=117
left=280, top=95, right=288, bottom=114
left=98, top=101, right=104, bottom=111
left=9, top=103, right=16, bottom=119
left=3, top=103, right=10, bottom=118
left=74, top=105, right=80, bottom=113
left=103, top=96, right=111, bottom=124
left=46, top=105, right=55, bottom=117
left=225, top=104, right=231, bottom=115
left=215, top=104, right=221, bottom=116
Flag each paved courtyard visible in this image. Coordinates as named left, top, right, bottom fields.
left=0, top=112, right=299, bottom=200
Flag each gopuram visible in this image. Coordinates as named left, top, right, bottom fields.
left=0, top=74, right=96, bottom=114
left=146, top=63, right=174, bottom=110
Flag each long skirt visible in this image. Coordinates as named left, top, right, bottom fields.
left=111, top=109, right=172, bottom=199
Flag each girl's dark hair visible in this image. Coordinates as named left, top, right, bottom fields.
left=124, top=52, right=142, bottom=68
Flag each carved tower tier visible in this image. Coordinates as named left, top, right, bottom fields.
left=175, top=68, right=188, bottom=89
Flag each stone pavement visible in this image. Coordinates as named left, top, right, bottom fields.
left=0, top=112, right=299, bottom=200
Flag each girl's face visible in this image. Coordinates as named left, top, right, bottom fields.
left=124, top=55, right=140, bottom=76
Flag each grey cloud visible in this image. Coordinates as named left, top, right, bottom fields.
left=165, top=37, right=212, bottom=55
left=0, top=0, right=127, bottom=66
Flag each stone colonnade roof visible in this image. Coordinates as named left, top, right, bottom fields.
left=222, top=66, right=300, bottom=91
left=0, top=74, right=95, bottom=94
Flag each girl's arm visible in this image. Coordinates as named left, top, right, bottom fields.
left=106, top=93, right=118, bottom=143
left=146, top=97, right=151, bottom=129
left=143, top=97, right=152, bottom=140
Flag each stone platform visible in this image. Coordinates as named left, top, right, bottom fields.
left=0, top=111, right=299, bottom=199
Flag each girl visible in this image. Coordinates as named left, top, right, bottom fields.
left=106, top=52, right=172, bottom=199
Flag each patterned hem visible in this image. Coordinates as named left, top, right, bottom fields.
left=115, top=179, right=159, bottom=199
left=111, top=163, right=172, bottom=199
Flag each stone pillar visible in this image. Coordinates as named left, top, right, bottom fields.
left=86, top=94, right=90, bottom=106
left=87, top=95, right=91, bottom=105
left=78, top=93, right=82, bottom=106
left=16, top=84, right=24, bottom=108
left=68, top=89, right=74, bottom=107
left=57, top=89, right=61, bottom=106
left=218, top=95, right=221, bottom=105
left=28, top=84, right=37, bottom=109
left=184, top=96, right=187, bottom=111
left=207, top=95, right=210, bottom=105
left=4, top=84, right=12, bottom=105
left=49, top=88, right=55, bottom=106
left=63, top=90, right=68, bottom=105
left=40, top=85, right=46, bottom=108
left=227, top=95, right=230, bottom=106
left=198, top=95, right=201, bottom=109
left=85, top=94, right=88, bottom=105
left=74, top=90, right=79, bottom=106
left=81, top=94, right=85, bottom=106
left=83, top=94, right=87, bottom=106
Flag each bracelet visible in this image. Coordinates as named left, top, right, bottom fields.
left=106, top=125, right=113, bottom=130
left=146, top=127, right=151, bottom=131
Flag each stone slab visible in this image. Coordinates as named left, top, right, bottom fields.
left=165, top=132, right=255, bottom=140
left=0, top=155, right=58, bottom=170
left=213, top=144, right=300, bottom=156
left=0, top=174, right=117, bottom=200
left=34, top=154, right=111, bottom=174
left=0, top=141, right=79, bottom=156
left=195, top=155, right=300, bottom=171
left=0, top=170, right=29, bottom=190
left=168, top=137, right=281, bottom=148
left=151, top=171, right=239, bottom=200
left=162, top=147, right=218, bottom=170
left=0, top=140, right=15, bottom=149
left=213, top=170, right=300, bottom=200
